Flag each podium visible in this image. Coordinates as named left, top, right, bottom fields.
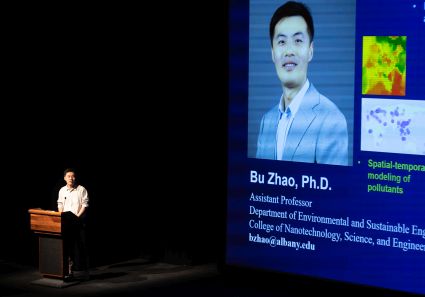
left=28, top=208, right=78, bottom=279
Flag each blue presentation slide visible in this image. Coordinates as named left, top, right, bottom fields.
left=226, top=0, right=425, bottom=295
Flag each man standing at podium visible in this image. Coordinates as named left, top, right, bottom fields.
left=57, top=168, right=90, bottom=280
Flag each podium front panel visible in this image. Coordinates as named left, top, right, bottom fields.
left=39, top=236, right=66, bottom=278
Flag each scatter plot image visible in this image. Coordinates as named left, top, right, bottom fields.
left=362, top=36, right=406, bottom=96
left=361, top=98, right=425, bottom=155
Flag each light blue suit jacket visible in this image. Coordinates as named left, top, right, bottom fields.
left=256, top=83, right=348, bottom=165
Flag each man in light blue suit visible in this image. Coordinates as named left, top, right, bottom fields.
left=256, top=1, right=348, bottom=166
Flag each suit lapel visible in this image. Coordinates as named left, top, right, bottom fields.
left=284, top=84, right=320, bottom=160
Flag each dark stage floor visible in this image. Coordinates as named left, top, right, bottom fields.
left=0, top=258, right=419, bottom=297
left=0, top=258, right=284, bottom=297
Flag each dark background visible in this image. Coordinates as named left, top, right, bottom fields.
left=2, top=2, right=228, bottom=269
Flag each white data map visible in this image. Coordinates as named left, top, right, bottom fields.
left=361, top=98, right=425, bottom=155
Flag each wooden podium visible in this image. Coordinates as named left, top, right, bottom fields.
left=28, top=208, right=78, bottom=279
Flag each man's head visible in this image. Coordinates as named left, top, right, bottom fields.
left=269, top=1, right=314, bottom=90
left=269, top=1, right=314, bottom=46
left=63, top=168, right=77, bottom=188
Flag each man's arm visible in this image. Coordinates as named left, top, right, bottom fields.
left=78, top=186, right=89, bottom=218
left=316, top=110, right=348, bottom=166
left=57, top=191, right=64, bottom=212
left=77, top=206, right=86, bottom=218
left=256, top=106, right=280, bottom=160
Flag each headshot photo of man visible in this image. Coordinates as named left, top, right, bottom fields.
left=248, top=0, right=355, bottom=166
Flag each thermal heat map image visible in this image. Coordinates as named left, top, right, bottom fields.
left=362, top=36, right=406, bottom=96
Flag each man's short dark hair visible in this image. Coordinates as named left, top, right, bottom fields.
left=269, top=1, right=314, bottom=46
left=63, top=168, right=76, bottom=176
